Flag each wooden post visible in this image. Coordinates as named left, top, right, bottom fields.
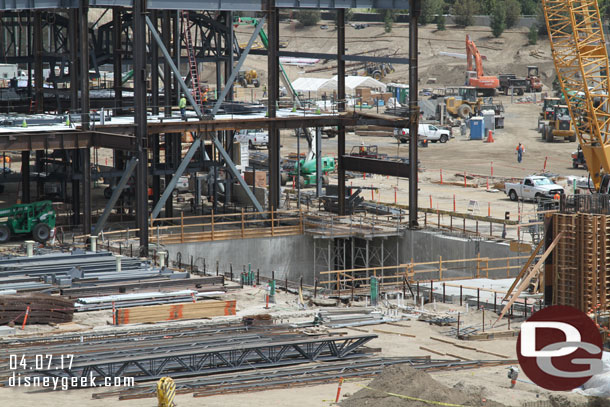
left=241, top=209, right=245, bottom=238
left=271, top=207, right=275, bottom=236
left=211, top=210, right=215, bottom=241
left=314, top=278, right=318, bottom=298
left=439, top=256, right=443, bottom=280
left=442, top=282, right=446, bottom=303
left=180, top=211, right=184, bottom=243
left=460, top=285, right=463, bottom=306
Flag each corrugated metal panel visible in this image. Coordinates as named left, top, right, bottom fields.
left=0, top=0, right=408, bottom=10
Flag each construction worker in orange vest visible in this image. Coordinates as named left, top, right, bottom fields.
left=516, top=143, right=525, bottom=163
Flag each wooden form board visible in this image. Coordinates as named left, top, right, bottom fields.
left=553, top=213, right=610, bottom=312
left=115, top=300, right=236, bottom=325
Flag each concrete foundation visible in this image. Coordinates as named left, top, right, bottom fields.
left=163, top=228, right=526, bottom=285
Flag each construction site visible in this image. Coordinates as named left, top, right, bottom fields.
left=1, top=0, right=610, bottom=406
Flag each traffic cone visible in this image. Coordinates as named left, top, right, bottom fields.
left=21, top=119, right=27, bottom=128
left=485, top=130, right=494, bottom=143
left=65, top=116, right=70, bottom=127
left=315, top=108, right=321, bottom=114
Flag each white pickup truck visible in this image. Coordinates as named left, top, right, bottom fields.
left=505, top=176, right=564, bottom=201
left=394, top=123, right=451, bottom=144
left=234, top=129, right=269, bottom=149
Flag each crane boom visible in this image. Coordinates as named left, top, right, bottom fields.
left=542, top=0, right=610, bottom=190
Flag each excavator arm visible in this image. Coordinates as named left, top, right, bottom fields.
left=465, top=35, right=485, bottom=77
left=542, top=0, right=610, bottom=191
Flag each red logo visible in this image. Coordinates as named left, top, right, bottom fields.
left=517, top=305, right=603, bottom=391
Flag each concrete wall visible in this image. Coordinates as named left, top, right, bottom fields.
left=164, top=235, right=315, bottom=284
left=164, top=229, right=527, bottom=285
left=401, top=229, right=526, bottom=280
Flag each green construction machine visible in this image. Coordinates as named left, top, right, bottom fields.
left=288, top=157, right=335, bottom=187
left=0, top=200, right=56, bottom=243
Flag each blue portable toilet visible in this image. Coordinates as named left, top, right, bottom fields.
left=469, top=117, right=485, bottom=140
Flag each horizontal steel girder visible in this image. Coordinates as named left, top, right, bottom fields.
left=0, top=131, right=137, bottom=151
left=36, top=334, right=376, bottom=382
left=342, top=155, right=412, bottom=178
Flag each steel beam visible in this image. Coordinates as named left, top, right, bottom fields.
left=113, top=7, right=123, bottom=113
left=146, top=14, right=264, bottom=216
left=337, top=8, right=346, bottom=216
left=146, top=15, right=202, bottom=117
left=247, top=49, right=410, bottom=65
left=211, top=16, right=266, bottom=116
left=33, top=11, right=43, bottom=113
left=80, top=0, right=91, bottom=234
left=93, top=157, right=138, bottom=236
left=408, top=0, right=420, bottom=228
left=20, top=151, right=30, bottom=203
left=37, top=334, right=376, bottom=382
left=267, top=0, right=280, bottom=211
left=341, top=156, right=411, bottom=178
left=134, top=0, right=148, bottom=255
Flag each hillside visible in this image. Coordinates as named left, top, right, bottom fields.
left=201, top=21, right=555, bottom=91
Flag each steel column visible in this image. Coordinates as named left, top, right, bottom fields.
left=69, top=9, right=78, bottom=111
left=267, top=0, right=280, bottom=210
left=134, top=0, right=149, bottom=255
left=151, top=11, right=160, bottom=116
left=225, top=11, right=234, bottom=102
left=316, top=127, right=322, bottom=198
left=113, top=7, right=123, bottom=113
left=20, top=151, right=30, bottom=203
left=337, top=8, right=346, bottom=215
left=33, top=11, right=43, bottom=113
left=163, top=10, right=172, bottom=116
left=408, top=0, right=421, bottom=228
left=80, top=0, right=91, bottom=234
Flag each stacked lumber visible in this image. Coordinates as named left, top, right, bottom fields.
left=553, top=213, right=610, bottom=312
left=0, top=294, right=74, bottom=325
left=115, top=300, right=236, bottom=325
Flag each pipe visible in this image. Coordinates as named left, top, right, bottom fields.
left=25, top=240, right=34, bottom=257
left=90, top=235, right=97, bottom=253
left=158, top=251, right=166, bottom=268
left=115, top=255, right=123, bottom=272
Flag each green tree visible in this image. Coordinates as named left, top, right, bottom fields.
left=480, top=0, right=496, bottom=15
left=453, top=0, right=479, bottom=27
left=528, top=23, right=538, bottom=44
left=536, top=3, right=548, bottom=35
left=294, top=9, right=320, bottom=26
left=383, top=10, right=394, bottom=32
left=490, top=1, right=506, bottom=37
left=505, top=0, right=521, bottom=28
left=436, top=14, right=446, bottom=31
left=519, top=0, right=536, bottom=15
left=421, top=0, right=443, bottom=25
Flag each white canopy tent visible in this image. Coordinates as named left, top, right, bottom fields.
left=291, top=75, right=387, bottom=98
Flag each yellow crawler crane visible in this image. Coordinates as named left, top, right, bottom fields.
left=542, top=0, right=610, bottom=191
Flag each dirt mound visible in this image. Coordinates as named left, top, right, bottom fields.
left=340, top=365, right=505, bottom=407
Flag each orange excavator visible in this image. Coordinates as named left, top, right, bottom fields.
left=465, top=35, right=499, bottom=96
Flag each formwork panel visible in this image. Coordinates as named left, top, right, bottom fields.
left=553, top=213, right=610, bottom=312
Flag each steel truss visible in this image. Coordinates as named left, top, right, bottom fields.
left=35, top=334, right=376, bottom=382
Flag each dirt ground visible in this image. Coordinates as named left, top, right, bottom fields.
left=0, top=295, right=593, bottom=407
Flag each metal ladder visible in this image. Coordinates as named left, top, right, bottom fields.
left=180, top=10, right=203, bottom=111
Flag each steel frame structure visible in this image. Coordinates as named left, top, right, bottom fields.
left=35, top=334, right=376, bottom=381
left=542, top=0, right=610, bottom=190
left=0, top=1, right=419, bottom=257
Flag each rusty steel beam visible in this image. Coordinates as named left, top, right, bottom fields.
left=341, top=156, right=411, bottom=178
